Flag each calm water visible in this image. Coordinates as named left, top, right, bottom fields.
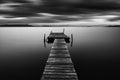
left=0, top=27, right=120, bottom=80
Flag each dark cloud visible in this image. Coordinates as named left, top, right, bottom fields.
left=1, top=0, right=120, bottom=16
left=38, top=0, right=120, bottom=14
left=26, top=0, right=43, bottom=5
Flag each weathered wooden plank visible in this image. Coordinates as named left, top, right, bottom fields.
left=41, top=39, right=78, bottom=80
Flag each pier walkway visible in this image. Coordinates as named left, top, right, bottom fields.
left=41, top=39, right=78, bottom=80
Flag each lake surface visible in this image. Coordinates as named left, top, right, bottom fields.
left=0, top=27, right=120, bottom=80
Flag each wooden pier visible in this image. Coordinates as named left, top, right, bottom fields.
left=41, top=39, right=78, bottom=80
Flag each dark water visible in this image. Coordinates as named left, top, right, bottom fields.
left=0, top=27, right=120, bottom=80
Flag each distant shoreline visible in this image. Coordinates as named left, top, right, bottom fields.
left=0, top=22, right=120, bottom=27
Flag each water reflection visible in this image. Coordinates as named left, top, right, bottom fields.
left=0, top=27, right=120, bottom=80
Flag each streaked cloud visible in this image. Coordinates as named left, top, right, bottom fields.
left=27, top=0, right=43, bottom=5
left=0, top=2, right=22, bottom=11
left=1, top=0, right=120, bottom=16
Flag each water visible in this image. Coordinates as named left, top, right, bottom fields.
left=0, top=27, right=120, bottom=80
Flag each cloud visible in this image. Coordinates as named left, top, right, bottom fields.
left=0, top=2, right=22, bottom=11
left=61, top=0, right=83, bottom=3
left=1, top=0, right=120, bottom=16
left=27, top=0, right=43, bottom=5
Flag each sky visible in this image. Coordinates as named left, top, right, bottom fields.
left=1, top=0, right=120, bottom=7
left=1, top=0, right=120, bottom=16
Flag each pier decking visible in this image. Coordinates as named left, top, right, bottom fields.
left=41, top=39, right=78, bottom=80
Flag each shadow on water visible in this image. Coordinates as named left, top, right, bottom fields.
left=0, top=27, right=120, bottom=80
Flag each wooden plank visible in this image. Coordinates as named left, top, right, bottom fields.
left=41, top=39, right=78, bottom=80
